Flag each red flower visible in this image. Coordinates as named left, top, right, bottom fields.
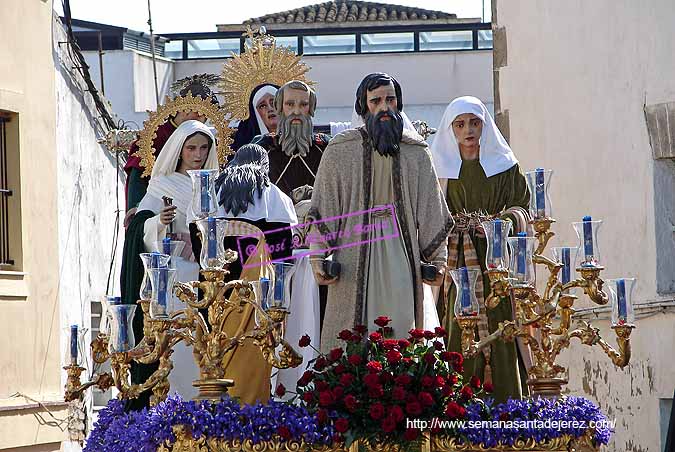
left=381, top=417, right=397, bottom=433
left=382, top=339, right=399, bottom=350
left=299, top=334, right=311, bottom=347
left=353, top=324, right=367, bottom=334
left=347, top=355, right=363, bottom=366
left=434, top=376, right=446, bottom=388
left=329, top=348, right=344, bottom=362
left=398, top=339, right=411, bottom=349
left=369, top=402, right=385, bottom=420
left=315, top=380, right=329, bottom=392
left=277, top=426, right=291, bottom=440
left=335, top=418, right=349, bottom=433
left=470, top=375, right=482, bottom=389
left=423, top=330, right=435, bottom=340
left=339, top=373, right=355, bottom=387
left=334, top=364, right=347, bottom=374
left=395, top=374, right=413, bottom=386
left=314, top=356, right=328, bottom=371
left=332, top=433, right=344, bottom=443
left=448, top=352, right=464, bottom=365
left=332, top=386, right=345, bottom=399
left=366, top=361, right=383, bottom=373
left=386, top=349, right=402, bottom=364
left=405, top=400, right=423, bottom=416
left=402, top=357, right=413, bottom=366
left=275, top=383, right=286, bottom=397
left=389, top=405, right=405, bottom=422
left=374, top=316, right=392, bottom=327
left=297, top=370, right=314, bottom=386
left=408, top=329, right=425, bottom=339
left=349, top=334, right=362, bottom=343
left=367, top=384, right=384, bottom=398
left=460, top=385, right=474, bottom=400
left=483, top=382, right=494, bottom=393
left=441, top=385, right=454, bottom=397
left=445, top=401, right=466, bottom=419
left=317, top=409, right=328, bottom=424
left=380, top=371, right=394, bottom=384
left=392, top=386, right=407, bottom=401
left=448, top=374, right=459, bottom=385
left=421, top=375, right=434, bottom=387
left=363, top=373, right=380, bottom=388
left=302, top=391, right=314, bottom=403
left=439, top=351, right=452, bottom=362
left=319, top=390, right=336, bottom=407
left=369, top=331, right=383, bottom=342
left=418, top=391, right=434, bottom=407
left=344, top=394, right=359, bottom=412
left=404, top=428, right=419, bottom=441
left=338, top=329, right=353, bottom=341
left=424, top=352, right=436, bottom=365
left=433, top=341, right=444, bottom=350
left=452, top=363, right=464, bottom=373
left=434, top=326, right=447, bottom=337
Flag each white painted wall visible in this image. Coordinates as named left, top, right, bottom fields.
left=82, top=49, right=173, bottom=128
left=97, top=49, right=492, bottom=144
left=55, top=19, right=126, bottom=450
left=495, top=1, right=675, bottom=450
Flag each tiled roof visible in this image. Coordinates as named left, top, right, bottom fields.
left=243, top=1, right=456, bottom=25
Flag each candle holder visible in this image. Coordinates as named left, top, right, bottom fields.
left=525, top=168, right=553, bottom=220
left=195, top=217, right=228, bottom=270
left=148, top=267, right=178, bottom=319
left=64, top=219, right=303, bottom=404
left=450, top=267, right=481, bottom=318
left=482, top=218, right=511, bottom=271
left=139, top=253, right=171, bottom=300
left=158, top=239, right=186, bottom=268
left=187, top=169, right=219, bottom=221
left=456, top=174, right=636, bottom=398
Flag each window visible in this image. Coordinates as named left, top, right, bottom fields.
left=0, top=112, right=21, bottom=271
left=419, top=30, right=473, bottom=51
left=164, top=40, right=184, bottom=59
left=478, top=30, right=494, bottom=49
left=187, top=38, right=240, bottom=59
left=361, top=32, right=414, bottom=53
left=302, top=35, right=356, bottom=55
left=246, top=36, right=298, bottom=54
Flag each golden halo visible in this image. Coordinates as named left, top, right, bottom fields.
left=135, top=93, right=234, bottom=178
left=220, top=26, right=315, bottom=121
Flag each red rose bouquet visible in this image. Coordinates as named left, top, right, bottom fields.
left=291, top=317, right=490, bottom=448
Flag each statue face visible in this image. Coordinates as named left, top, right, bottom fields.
left=366, top=83, right=398, bottom=116
left=256, top=93, right=278, bottom=132
left=281, top=88, right=311, bottom=120
left=178, top=133, right=210, bottom=172
left=451, top=113, right=483, bottom=148
left=175, top=110, right=206, bottom=124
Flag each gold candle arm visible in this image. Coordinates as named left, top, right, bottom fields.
left=597, top=325, right=633, bottom=368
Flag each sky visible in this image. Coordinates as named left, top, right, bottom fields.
left=53, top=0, right=491, bottom=34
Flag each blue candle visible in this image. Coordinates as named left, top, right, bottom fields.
left=459, top=267, right=471, bottom=309
left=492, top=219, right=502, bottom=259
left=274, top=266, right=285, bottom=303
left=561, top=247, right=571, bottom=284
left=119, top=306, right=129, bottom=350
left=157, top=268, right=168, bottom=308
left=582, top=216, right=594, bottom=261
left=151, top=251, right=161, bottom=268
left=70, top=325, right=78, bottom=365
left=517, top=232, right=527, bottom=275
left=162, top=237, right=171, bottom=256
left=616, top=279, right=627, bottom=320
left=260, top=277, right=270, bottom=309
left=207, top=217, right=217, bottom=259
left=200, top=172, right=210, bottom=214
left=535, top=168, right=546, bottom=218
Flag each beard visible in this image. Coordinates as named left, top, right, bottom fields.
left=278, top=113, right=314, bottom=157
left=364, top=109, right=403, bottom=156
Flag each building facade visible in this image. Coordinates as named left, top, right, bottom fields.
left=493, top=1, right=675, bottom=450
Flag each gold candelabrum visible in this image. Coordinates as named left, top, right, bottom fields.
left=64, top=250, right=302, bottom=404
left=456, top=215, right=634, bottom=398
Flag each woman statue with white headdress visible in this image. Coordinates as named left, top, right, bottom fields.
left=430, top=96, right=531, bottom=403
left=231, top=84, right=279, bottom=151
left=120, top=120, right=219, bottom=408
